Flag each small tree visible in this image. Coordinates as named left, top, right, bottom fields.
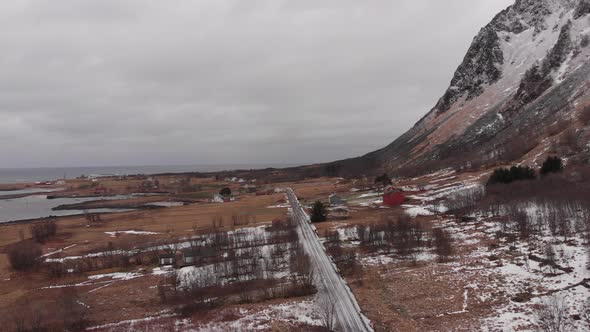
left=540, top=156, right=563, bottom=176
left=318, top=296, right=337, bottom=331
left=310, top=201, right=327, bottom=223
left=219, top=187, right=232, bottom=197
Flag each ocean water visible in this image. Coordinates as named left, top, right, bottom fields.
left=0, top=163, right=298, bottom=222
left=0, top=164, right=297, bottom=184
left=0, top=193, right=136, bottom=223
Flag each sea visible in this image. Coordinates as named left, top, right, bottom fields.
left=0, top=164, right=298, bottom=184
left=0, top=164, right=298, bottom=222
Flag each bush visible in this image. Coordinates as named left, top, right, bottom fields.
left=487, top=166, right=536, bottom=185
left=540, top=156, right=563, bottom=176
left=433, top=228, right=453, bottom=263
left=30, top=218, right=57, bottom=243
left=310, top=201, right=327, bottom=223
left=8, top=241, right=42, bottom=271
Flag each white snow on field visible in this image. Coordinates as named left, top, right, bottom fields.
left=357, top=192, right=379, bottom=199
left=41, top=244, right=78, bottom=258
left=47, top=225, right=274, bottom=263
left=88, top=272, right=143, bottom=281
left=361, top=250, right=437, bottom=266
left=86, top=310, right=176, bottom=331
left=267, top=203, right=290, bottom=208
left=104, top=230, right=160, bottom=237
left=146, top=201, right=184, bottom=207
left=402, top=205, right=434, bottom=217
left=177, top=242, right=294, bottom=288
left=194, top=300, right=322, bottom=331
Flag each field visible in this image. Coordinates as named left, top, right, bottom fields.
left=1, top=167, right=589, bottom=331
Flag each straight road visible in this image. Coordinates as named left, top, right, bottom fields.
left=286, top=188, right=373, bottom=332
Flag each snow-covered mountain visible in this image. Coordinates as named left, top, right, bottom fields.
left=332, top=0, right=590, bottom=176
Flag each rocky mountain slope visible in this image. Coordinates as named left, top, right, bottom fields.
left=330, top=0, right=590, bottom=177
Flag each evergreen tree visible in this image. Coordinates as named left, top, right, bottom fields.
left=540, top=156, right=563, bottom=176
left=487, top=165, right=536, bottom=186
left=310, top=201, right=327, bottom=223
left=219, top=187, right=232, bottom=197
left=374, top=173, right=392, bottom=187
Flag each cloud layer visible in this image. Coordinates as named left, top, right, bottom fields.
left=0, top=0, right=513, bottom=167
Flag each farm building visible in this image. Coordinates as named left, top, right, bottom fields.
left=158, top=253, right=175, bottom=266
left=383, top=185, right=405, bottom=206
left=179, top=247, right=217, bottom=267
left=329, top=193, right=345, bottom=206
left=329, top=207, right=349, bottom=220
left=241, top=184, right=258, bottom=193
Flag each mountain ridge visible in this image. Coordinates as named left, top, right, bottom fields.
left=323, top=0, right=590, bottom=178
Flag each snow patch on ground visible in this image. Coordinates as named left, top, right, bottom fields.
left=104, top=230, right=160, bottom=237
left=193, top=300, right=322, bottom=331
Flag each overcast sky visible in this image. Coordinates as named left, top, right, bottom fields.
left=0, top=0, right=514, bottom=168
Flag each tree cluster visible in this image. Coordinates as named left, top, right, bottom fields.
left=487, top=165, right=536, bottom=185
left=30, top=218, right=57, bottom=243
left=8, top=241, right=42, bottom=271
left=540, top=156, right=563, bottom=176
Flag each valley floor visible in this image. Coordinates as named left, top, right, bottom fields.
left=1, top=170, right=589, bottom=331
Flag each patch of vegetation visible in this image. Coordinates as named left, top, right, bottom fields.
left=487, top=165, right=536, bottom=186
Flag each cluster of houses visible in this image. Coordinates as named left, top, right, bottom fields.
left=326, top=183, right=406, bottom=219
left=328, top=193, right=350, bottom=220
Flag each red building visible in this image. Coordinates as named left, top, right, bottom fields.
left=383, top=185, right=405, bottom=206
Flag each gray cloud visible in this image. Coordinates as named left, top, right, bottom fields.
left=0, top=0, right=514, bottom=167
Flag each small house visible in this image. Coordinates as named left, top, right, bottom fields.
left=383, top=185, right=405, bottom=206
left=159, top=253, right=176, bottom=266
left=242, top=184, right=258, bottom=193
left=198, top=247, right=217, bottom=263
left=330, top=207, right=349, bottom=220
left=180, top=247, right=217, bottom=266
left=329, top=193, right=345, bottom=206
left=181, top=249, right=196, bottom=266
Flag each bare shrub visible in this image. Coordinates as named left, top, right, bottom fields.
left=59, top=288, right=89, bottom=331
left=544, top=244, right=557, bottom=274
left=433, top=228, right=453, bottom=263
left=318, top=296, right=337, bottom=331
left=30, top=218, right=57, bottom=243
left=534, top=294, right=571, bottom=332
left=8, top=241, right=41, bottom=271
left=507, top=207, right=531, bottom=240
left=445, top=186, right=485, bottom=216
